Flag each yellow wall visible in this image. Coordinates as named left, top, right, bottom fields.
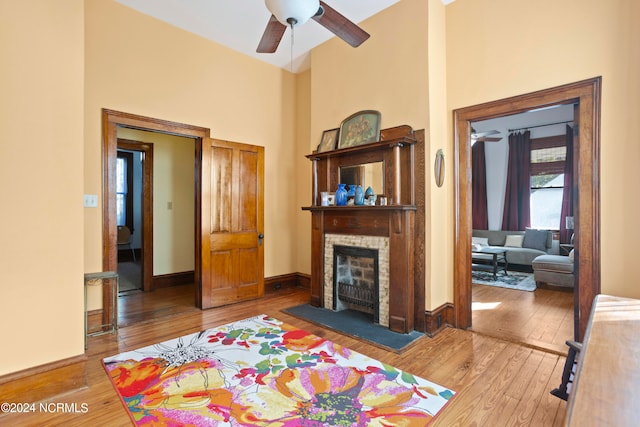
left=0, top=0, right=85, bottom=375
left=294, top=70, right=312, bottom=274
left=446, top=0, right=640, bottom=299
left=310, top=0, right=429, bottom=136
left=427, top=0, right=451, bottom=306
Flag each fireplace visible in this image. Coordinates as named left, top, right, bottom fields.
left=324, top=234, right=390, bottom=327
left=333, top=245, right=379, bottom=323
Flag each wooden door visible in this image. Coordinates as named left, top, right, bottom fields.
left=200, top=138, right=264, bottom=308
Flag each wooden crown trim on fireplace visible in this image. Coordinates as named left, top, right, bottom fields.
left=302, top=125, right=418, bottom=334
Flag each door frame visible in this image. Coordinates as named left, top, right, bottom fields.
left=102, top=109, right=209, bottom=308
left=453, top=77, right=601, bottom=342
left=117, top=139, right=154, bottom=291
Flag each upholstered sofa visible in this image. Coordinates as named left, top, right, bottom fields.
left=472, top=229, right=554, bottom=267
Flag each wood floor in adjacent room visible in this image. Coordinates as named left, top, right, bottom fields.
left=472, top=283, right=574, bottom=355
left=1, top=287, right=568, bottom=426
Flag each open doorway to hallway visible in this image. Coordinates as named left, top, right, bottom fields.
left=113, top=128, right=197, bottom=326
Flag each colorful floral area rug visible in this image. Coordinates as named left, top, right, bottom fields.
left=103, top=315, right=455, bottom=426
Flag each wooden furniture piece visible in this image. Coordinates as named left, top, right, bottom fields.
left=302, top=126, right=419, bottom=334
left=564, top=294, right=640, bottom=426
left=551, top=340, right=583, bottom=401
left=559, top=243, right=574, bottom=256
left=84, top=271, right=118, bottom=348
left=471, top=247, right=508, bottom=280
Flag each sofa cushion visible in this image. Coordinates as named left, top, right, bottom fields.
left=505, top=235, right=524, bottom=248
left=472, top=236, right=489, bottom=247
left=505, top=247, right=547, bottom=266
left=523, top=228, right=549, bottom=251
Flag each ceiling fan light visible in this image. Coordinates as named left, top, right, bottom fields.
left=265, top=0, right=320, bottom=26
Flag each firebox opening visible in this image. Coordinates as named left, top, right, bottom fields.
left=332, top=245, right=379, bottom=324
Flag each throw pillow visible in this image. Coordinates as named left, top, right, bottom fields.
left=522, top=228, right=548, bottom=251
left=504, top=234, right=524, bottom=248
left=569, top=249, right=575, bottom=261
left=472, top=237, right=489, bottom=247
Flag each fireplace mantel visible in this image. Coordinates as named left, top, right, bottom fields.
left=302, top=126, right=419, bottom=334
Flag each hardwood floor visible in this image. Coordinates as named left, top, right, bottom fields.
left=1, top=287, right=567, bottom=426
left=117, top=283, right=198, bottom=327
left=472, top=283, right=574, bottom=354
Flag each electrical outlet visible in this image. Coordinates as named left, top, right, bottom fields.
left=84, top=194, right=98, bottom=208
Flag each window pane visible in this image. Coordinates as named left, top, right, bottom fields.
left=116, top=157, right=127, bottom=226
left=116, top=158, right=126, bottom=193
left=531, top=188, right=563, bottom=230
left=531, top=146, right=566, bottom=164
left=531, top=173, right=562, bottom=188
left=116, top=194, right=125, bottom=226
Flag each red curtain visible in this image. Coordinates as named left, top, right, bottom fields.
left=502, top=131, right=531, bottom=230
left=472, top=141, right=488, bottom=230
left=560, top=125, right=574, bottom=243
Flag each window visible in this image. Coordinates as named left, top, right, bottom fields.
left=530, top=136, right=566, bottom=230
left=116, top=151, right=134, bottom=230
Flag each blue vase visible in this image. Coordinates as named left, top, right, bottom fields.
left=354, top=185, right=365, bottom=206
left=365, top=186, right=375, bottom=198
left=335, top=183, right=348, bottom=206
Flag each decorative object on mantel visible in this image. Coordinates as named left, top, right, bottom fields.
left=365, top=186, right=375, bottom=197
left=337, top=110, right=381, bottom=149
left=335, top=183, right=347, bottom=206
left=320, top=191, right=330, bottom=206
left=364, top=186, right=376, bottom=205
left=354, top=185, right=365, bottom=205
left=317, top=128, right=339, bottom=152
left=434, top=148, right=445, bottom=187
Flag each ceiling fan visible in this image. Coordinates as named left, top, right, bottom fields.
left=257, top=0, right=370, bottom=53
left=471, top=128, right=502, bottom=142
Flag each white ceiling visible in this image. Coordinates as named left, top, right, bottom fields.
left=114, top=0, right=403, bottom=73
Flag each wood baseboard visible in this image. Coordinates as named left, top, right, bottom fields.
left=152, top=271, right=194, bottom=289
left=265, top=273, right=310, bottom=293
left=424, top=303, right=455, bottom=337
left=0, top=354, right=87, bottom=403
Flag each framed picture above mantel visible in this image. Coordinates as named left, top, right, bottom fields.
left=337, top=110, right=381, bottom=149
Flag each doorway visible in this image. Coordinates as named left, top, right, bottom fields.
left=102, top=109, right=209, bottom=316
left=453, top=77, right=601, bottom=343
left=102, top=109, right=265, bottom=322
left=468, top=106, right=576, bottom=353
left=116, top=139, right=153, bottom=293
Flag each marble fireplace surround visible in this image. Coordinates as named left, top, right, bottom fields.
left=324, top=234, right=390, bottom=327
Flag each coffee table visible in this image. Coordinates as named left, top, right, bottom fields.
left=472, top=247, right=508, bottom=280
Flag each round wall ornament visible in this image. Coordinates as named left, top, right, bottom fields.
left=434, top=149, right=445, bottom=187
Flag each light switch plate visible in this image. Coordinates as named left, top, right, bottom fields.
left=84, top=194, right=98, bottom=208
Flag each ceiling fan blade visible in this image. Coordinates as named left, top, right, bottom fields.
left=472, top=129, right=500, bottom=138
left=474, top=136, right=502, bottom=142
left=312, top=1, right=370, bottom=47
left=257, top=15, right=287, bottom=53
